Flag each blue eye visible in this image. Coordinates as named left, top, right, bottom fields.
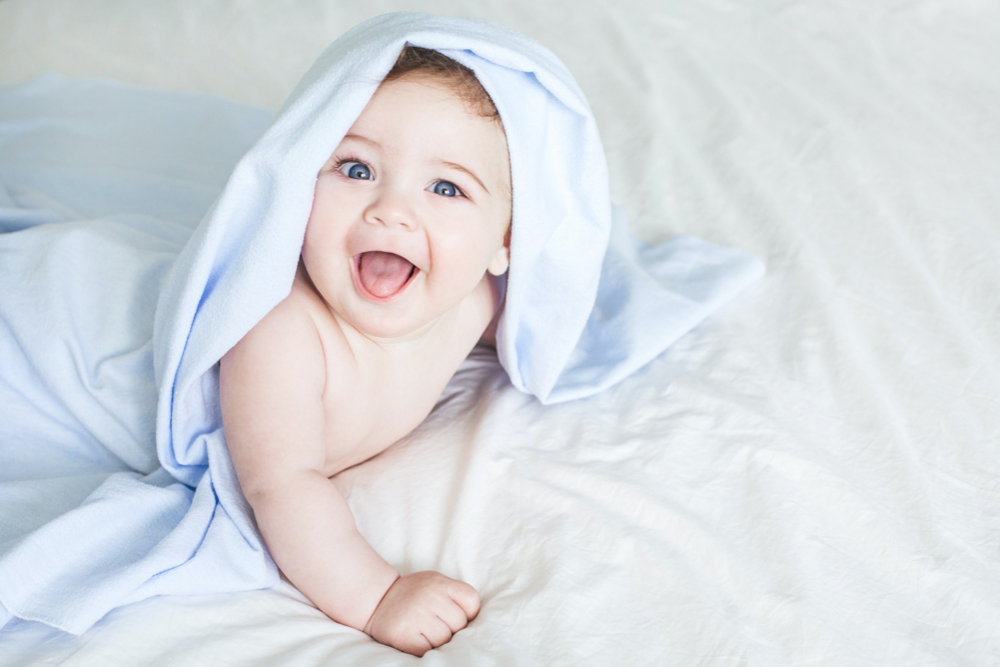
left=431, top=180, right=460, bottom=197
left=339, top=161, right=372, bottom=180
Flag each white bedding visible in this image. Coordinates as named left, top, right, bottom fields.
left=1, top=0, right=998, bottom=664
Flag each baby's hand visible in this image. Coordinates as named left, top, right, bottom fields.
left=364, top=571, right=480, bottom=656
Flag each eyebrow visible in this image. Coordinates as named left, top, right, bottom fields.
left=435, top=159, right=490, bottom=195
left=341, top=133, right=381, bottom=148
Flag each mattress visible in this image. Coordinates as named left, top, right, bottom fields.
left=1, top=0, right=998, bottom=664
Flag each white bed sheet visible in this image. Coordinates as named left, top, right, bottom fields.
left=1, top=0, right=998, bottom=664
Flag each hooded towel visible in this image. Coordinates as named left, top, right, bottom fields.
left=0, top=12, right=762, bottom=634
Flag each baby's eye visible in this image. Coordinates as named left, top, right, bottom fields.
left=430, top=180, right=462, bottom=198
left=338, top=161, right=373, bottom=180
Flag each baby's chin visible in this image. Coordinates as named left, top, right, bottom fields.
left=343, top=308, right=441, bottom=343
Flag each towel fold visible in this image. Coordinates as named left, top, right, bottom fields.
left=0, top=12, right=761, bottom=634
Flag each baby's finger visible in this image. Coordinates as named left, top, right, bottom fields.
left=401, top=633, right=434, bottom=658
left=422, top=615, right=454, bottom=648
left=436, top=601, right=470, bottom=634
left=447, top=580, right=481, bottom=620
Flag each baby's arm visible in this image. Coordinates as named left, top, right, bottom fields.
left=219, top=299, right=478, bottom=655
left=220, top=301, right=398, bottom=628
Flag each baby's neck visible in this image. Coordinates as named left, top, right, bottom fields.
left=334, top=307, right=463, bottom=355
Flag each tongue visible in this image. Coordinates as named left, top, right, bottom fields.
left=358, top=251, right=414, bottom=298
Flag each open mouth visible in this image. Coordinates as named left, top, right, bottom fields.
left=353, top=251, right=418, bottom=301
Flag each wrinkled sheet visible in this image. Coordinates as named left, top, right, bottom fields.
left=1, top=0, right=998, bottom=664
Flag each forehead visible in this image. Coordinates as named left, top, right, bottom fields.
left=345, top=77, right=510, bottom=185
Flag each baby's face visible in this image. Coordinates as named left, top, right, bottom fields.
left=302, top=75, right=511, bottom=340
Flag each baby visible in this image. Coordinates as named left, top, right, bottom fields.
left=218, top=46, right=510, bottom=656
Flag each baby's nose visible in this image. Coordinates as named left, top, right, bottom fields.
left=364, top=189, right=417, bottom=229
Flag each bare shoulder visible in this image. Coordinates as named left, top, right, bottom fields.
left=222, top=284, right=325, bottom=392
left=219, top=280, right=330, bottom=496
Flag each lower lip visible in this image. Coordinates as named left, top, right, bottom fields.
left=351, top=254, right=418, bottom=303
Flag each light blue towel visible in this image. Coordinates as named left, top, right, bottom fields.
left=0, top=74, right=276, bottom=634
left=0, top=12, right=762, bottom=634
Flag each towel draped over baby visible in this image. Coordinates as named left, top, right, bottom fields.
left=0, top=12, right=762, bottom=633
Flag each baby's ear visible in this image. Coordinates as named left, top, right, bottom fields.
left=487, top=245, right=510, bottom=276
left=487, top=228, right=511, bottom=276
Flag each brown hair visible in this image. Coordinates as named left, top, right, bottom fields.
left=383, top=45, right=501, bottom=122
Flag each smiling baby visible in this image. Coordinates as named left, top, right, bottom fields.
left=218, top=46, right=509, bottom=656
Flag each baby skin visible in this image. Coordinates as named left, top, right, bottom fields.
left=219, top=69, right=511, bottom=656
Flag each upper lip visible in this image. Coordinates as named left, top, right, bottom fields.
left=348, top=239, right=424, bottom=273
